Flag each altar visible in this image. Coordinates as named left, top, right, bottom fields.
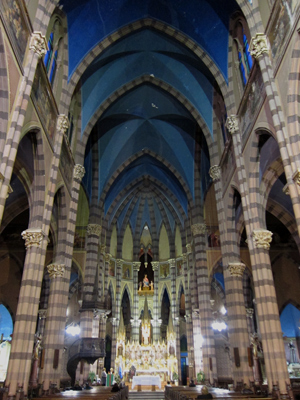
left=132, top=375, right=161, bottom=390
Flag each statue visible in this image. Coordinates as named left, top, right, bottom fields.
left=150, top=281, right=154, bottom=290
left=143, top=274, right=149, bottom=289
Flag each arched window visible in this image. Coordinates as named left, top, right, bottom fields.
left=233, top=21, right=253, bottom=88
left=44, top=20, right=62, bottom=87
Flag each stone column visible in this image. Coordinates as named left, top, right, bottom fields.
left=192, top=310, right=202, bottom=376
left=184, top=249, right=195, bottom=381
left=226, top=262, right=253, bottom=386
left=83, top=224, right=101, bottom=305
left=90, top=312, right=101, bottom=375
left=99, top=242, right=106, bottom=301
left=6, top=229, right=48, bottom=396
left=169, top=259, right=176, bottom=321
left=132, top=262, right=140, bottom=341
left=250, top=34, right=300, bottom=238
left=250, top=229, right=289, bottom=394
left=0, top=33, right=47, bottom=224
left=111, top=318, right=118, bottom=372
left=192, top=223, right=217, bottom=383
left=104, top=253, right=111, bottom=299
left=151, top=261, right=160, bottom=341
left=37, top=309, right=47, bottom=338
left=40, top=264, right=67, bottom=392
left=245, top=308, right=255, bottom=338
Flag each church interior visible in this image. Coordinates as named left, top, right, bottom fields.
left=0, top=0, right=300, bottom=398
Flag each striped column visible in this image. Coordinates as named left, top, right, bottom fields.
left=6, top=229, right=48, bottom=396
left=40, top=263, right=67, bottom=392
left=169, top=259, right=176, bottom=322
left=250, top=229, right=289, bottom=394
left=111, top=318, right=118, bottom=372
left=184, top=250, right=195, bottom=380
left=104, top=253, right=111, bottom=298
left=90, top=312, right=100, bottom=375
left=192, top=223, right=217, bottom=384
left=0, top=33, right=47, bottom=224
left=132, top=262, right=140, bottom=341
left=226, top=262, right=253, bottom=386
left=192, top=311, right=202, bottom=376
left=83, top=224, right=101, bottom=304
left=250, top=33, right=300, bottom=238
left=99, top=243, right=106, bottom=301
left=152, top=261, right=160, bottom=341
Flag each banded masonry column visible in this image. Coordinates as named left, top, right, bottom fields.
left=40, top=264, right=67, bottom=393
left=104, top=253, right=111, bottom=299
left=192, top=310, right=202, bottom=376
left=192, top=223, right=217, bottom=384
left=111, top=259, right=122, bottom=371
left=0, top=33, right=47, bottom=223
left=131, top=262, right=140, bottom=341
left=6, top=229, right=48, bottom=397
left=99, top=243, right=106, bottom=302
left=90, top=311, right=101, bottom=375
left=81, top=224, right=102, bottom=331
left=250, top=230, right=289, bottom=395
left=169, top=259, right=177, bottom=322
left=226, top=262, right=253, bottom=386
left=111, top=317, right=118, bottom=372
left=151, top=261, right=160, bottom=341
left=250, top=34, right=300, bottom=237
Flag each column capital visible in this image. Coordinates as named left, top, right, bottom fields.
left=38, top=309, right=47, bottom=319
left=116, top=259, right=123, bottom=267
left=250, top=33, right=268, bottom=59
left=87, top=224, right=102, bottom=237
left=226, top=115, right=239, bottom=135
left=209, top=165, right=221, bottom=182
left=246, top=307, right=254, bottom=318
left=29, top=32, right=47, bottom=58
left=21, top=228, right=45, bottom=249
left=132, top=261, right=140, bottom=271
left=186, top=243, right=192, bottom=254
left=292, top=168, right=300, bottom=186
left=57, top=114, right=69, bottom=134
left=252, top=229, right=273, bottom=249
left=47, top=263, right=65, bottom=278
left=191, top=223, right=206, bottom=236
left=168, top=258, right=176, bottom=268
left=105, top=253, right=112, bottom=262
left=74, top=164, right=85, bottom=181
left=151, top=261, right=159, bottom=270
left=228, top=262, right=245, bottom=277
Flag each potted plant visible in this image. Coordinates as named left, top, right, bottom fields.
left=88, top=371, right=96, bottom=385
left=172, top=372, right=178, bottom=385
left=197, top=371, right=205, bottom=384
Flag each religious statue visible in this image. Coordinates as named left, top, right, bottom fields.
left=143, top=274, right=149, bottom=289
left=150, top=281, right=154, bottom=290
left=139, top=281, right=142, bottom=291
left=33, top=336, right=42, bottom=360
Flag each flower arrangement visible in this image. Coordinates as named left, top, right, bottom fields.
left=197, top=371, right=205, bottom=383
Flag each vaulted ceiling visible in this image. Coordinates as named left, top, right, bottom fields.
left=59, top=0, right=243, bottom=242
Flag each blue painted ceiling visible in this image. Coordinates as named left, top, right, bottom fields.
left=59, top=0, right=241, bottom=236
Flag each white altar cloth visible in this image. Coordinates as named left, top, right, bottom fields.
left=132, top=375, right=161, bottom=389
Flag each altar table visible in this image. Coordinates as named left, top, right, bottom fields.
left=132, top=375, right=161, bottom=390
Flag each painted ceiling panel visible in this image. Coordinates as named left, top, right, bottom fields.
left=60, top=0, right=239, bottom=80
left=81, top=49, right=214, bottom=133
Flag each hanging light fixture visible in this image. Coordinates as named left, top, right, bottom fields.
left=66, top=322, right=81, bottom=336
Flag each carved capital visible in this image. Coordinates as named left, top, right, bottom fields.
left=105, top=253, right=112, bottom=262
left=73, top=164, right=85, bottom=181
left=116, top=259, right=123, bottom=267
left=246, top=307, right=254, bottom=318
left=21, top=228, right=45, bottom=249
left=250, top=33, right=268, bottom=59
left=151, top=261, right=159, bottom=271
left=228, top=262, right=245, bottom=277
left=47, top=263, right=65, bottom=278
left=191, top=223, right=206, bottom=236
left=29, top=32, right=47, bottom=58
left=252, top=229, right=273, bottom=249
left=283, top=183, right=289, bottom=195
left=87, top=224, right=102, bottom=237
left=209, top=165, right=221, bottom=181
left=38, top=309, right=47, bottom=319
left=186, top=243, right=192, bottom=254
left=57, top=114, right=69, bottom=134
left=292, top=169, right=300, bottom=186
left=226, top=115, right=239, bottom=135
left=168, top=258, right=176, bottom=268
left=132, top=261, right=140, bottom=271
